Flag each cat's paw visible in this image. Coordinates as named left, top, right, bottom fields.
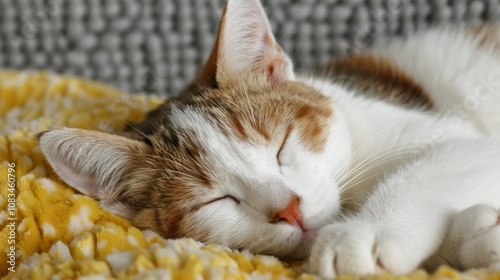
left=308, top=222, right=417, bottom=279
left=452, top=204, right=500, bottom=269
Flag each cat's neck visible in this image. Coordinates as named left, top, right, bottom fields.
left=301, top=77, right=480, bottom=211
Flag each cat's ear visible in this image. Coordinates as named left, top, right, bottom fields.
left=37, top=128, right=150, bottom=197
left=195, top=0, right=295, bottom=87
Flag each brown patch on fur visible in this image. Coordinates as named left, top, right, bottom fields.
left=162, top=76, right=333, bottom=152
left=115, top=125, right=216, bottom=239
left=470, top=24, right=500, bottom=51
left=201, top=80, right=333, bottom=152
left=294, top=104, right=333, bottom=153
left=254, top=122, right=271, bottom=141
left=164, top=211, right=183, bottom=237
left=325, top=54, right=433, bottom=109
left=228, top=115, right=248, bottom=140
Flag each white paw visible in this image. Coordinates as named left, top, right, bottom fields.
left=308, top=222, right=418, bottom=279
left=453, top=204, right=500, bottom=269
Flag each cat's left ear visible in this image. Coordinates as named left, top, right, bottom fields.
left=37, top=128, right=150, bottom=202
left=195, top=0, right=295, bottom=87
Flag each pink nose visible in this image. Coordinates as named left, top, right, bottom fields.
left=271, top=195, right=304, bottom=229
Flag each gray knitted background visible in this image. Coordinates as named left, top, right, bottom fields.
left=1, top=0, right=499, bottom=96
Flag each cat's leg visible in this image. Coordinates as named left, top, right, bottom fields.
left=308, top=197, right=452, bottom=279
left=425, top=204, right=500, bottom=271
left=308, top=140, right=500, bottom=279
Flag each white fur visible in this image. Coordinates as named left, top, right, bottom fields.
left=302, top=77, right=483, bottom=200
left=309, top=140, right=500, bottom=278
left=304, top=26, right=500, bottom=277
left=376, top=28, right=500, bottom=136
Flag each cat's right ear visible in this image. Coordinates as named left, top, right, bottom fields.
left=194, top=0, right=295, bottom=88
left=37, top=128, right=150, bottom=198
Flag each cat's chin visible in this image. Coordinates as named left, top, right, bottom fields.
left=279, top=237, right=316, bottom=261
left=270, top=229, right=318, bottom=261
left=261, top=221, right=326, bottom=261
left=301, top=228, right=318, bottom=242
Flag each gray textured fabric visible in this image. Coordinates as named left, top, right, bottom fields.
left=1, top=0, right=499, bottom=96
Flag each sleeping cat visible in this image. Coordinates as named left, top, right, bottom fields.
left=38, top=0, right=500, bottom=278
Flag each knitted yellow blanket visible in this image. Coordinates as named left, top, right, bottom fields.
left=0, top=70, right=497, bottom=279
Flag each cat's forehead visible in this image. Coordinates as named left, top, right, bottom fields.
left=142, top=80, right=334, bottom=187
left=151, top=80, right=335, bottom=154
left=175, top=81, right=332, bottom=130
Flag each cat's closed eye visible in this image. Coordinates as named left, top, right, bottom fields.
left=206, top=195, right=241, bottom=205
left=277, top=130, right=291, bottom=166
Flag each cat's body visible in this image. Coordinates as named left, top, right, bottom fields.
left=38, top=0, right=500, bottom=278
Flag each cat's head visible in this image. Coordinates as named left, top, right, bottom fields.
left=38, top=0, right=351, bottom=260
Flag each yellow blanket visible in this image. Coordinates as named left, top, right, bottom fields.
left=0, top=70, right=497, bottom=279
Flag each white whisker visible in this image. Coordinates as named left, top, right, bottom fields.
left=338, top=148, right=419, bottom=194
left=331, top=117, right=418, bottom=181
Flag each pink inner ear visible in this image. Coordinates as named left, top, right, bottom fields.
left=52, top=160, right=98, bottom=196
left=198, top=0, right=295, bottom=86
left=267, top=56, right=289, bottom=85
left=260, top=30, right=293, bottom=85
left=262, top=33, right=287, bottom=84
